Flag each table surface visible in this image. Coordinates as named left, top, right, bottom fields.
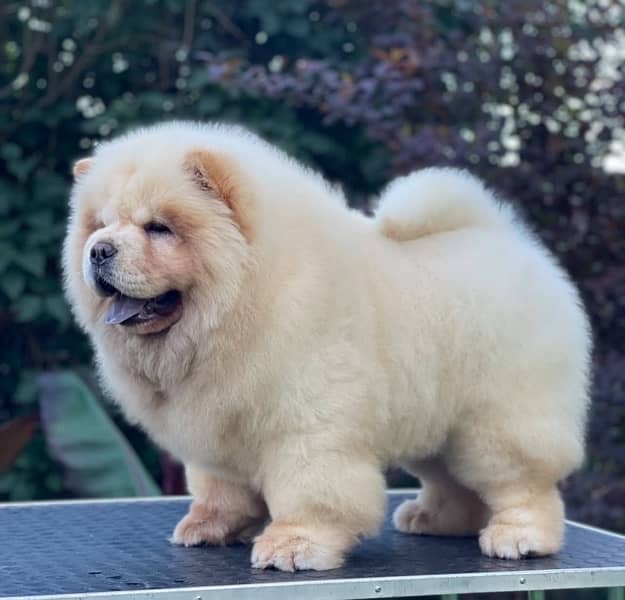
left=1, top=492, right=625, bottom=600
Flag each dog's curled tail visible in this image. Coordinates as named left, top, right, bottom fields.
left=374, top=168, right=516, bottom=242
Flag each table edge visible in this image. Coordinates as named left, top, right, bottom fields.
left=4, top=566, right=625, bottom=600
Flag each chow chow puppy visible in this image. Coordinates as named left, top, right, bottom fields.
left=63, top=121, right=591, bottom=571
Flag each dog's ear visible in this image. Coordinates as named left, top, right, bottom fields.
left=72, top=158, right=93, bottom=179
left=183, top=149, right=251, bottom=239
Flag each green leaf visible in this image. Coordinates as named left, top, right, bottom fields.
left=196, top=94, right=223, bottom=115
left=1, top=269, right=26, bottom=300
left=0, top=220, right=19, bottom=238
left=0, top=194, right=10, bottom=217
left=0, top=241, right=13, bottom=272
left=14, top=295, right=43, bottom=322
left=187, top=69, right=212, bottom=90
left=0, top=472, right=16, bottom=495
left=13, top=249, right=46, bottom=277
left=258, top=11, right=281, bottom=35
left=0, top=143, right=22, bottom=160
left=32, top=172, right=68, bottom=205
left=23, top=210, right=54, bottom=230
left=44, top=294, right=71, bottom=326
left=139, top=91, right=169, bottom=111
left=0, top=180, right=26, bottom=216
left=38, top=371, right=161, bottom=497
left=14, top=373, right=39, bottom=407
left=7, top=154, right=39, bottom=182
left=285, top=17, right=310, bottom=38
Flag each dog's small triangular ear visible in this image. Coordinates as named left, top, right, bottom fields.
left=73, top=158, right=93, bottom=179
left=183, top=149, right=251, bottom=239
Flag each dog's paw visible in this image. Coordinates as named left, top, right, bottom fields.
left=251, top=523, right=346, bottom=571
left=479, top=523, right=560, bottom=559
left=171, top=511, right=231, bottom=547
left=393, top=499, right=434, bottom=534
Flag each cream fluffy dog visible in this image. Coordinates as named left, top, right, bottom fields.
left=63, top=122, right=591, bottom=571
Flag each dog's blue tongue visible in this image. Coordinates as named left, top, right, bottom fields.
left=106, top=294, right=145, bottom=325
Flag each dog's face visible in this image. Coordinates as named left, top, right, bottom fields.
left=80, top=189, right=190, bottom=335
left=64, top=143, right=251, bottom=338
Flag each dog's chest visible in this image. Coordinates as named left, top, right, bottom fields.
left=145, top=385, right=258, bottom=480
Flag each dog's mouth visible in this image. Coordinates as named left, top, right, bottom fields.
left=96, top=276, right=182, bottom=328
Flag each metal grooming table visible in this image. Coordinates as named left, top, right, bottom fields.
left=1, top=491, right=624, bottom=600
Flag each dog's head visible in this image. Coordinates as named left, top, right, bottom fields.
left=63, top=125, right=253, bottom=339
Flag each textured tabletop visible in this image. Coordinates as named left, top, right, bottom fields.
left=1, top=493, right=625, bottom=600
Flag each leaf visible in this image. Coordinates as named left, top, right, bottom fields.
left=138, top=91, right=169, bottom=111
left=31, top=172, right=68, bottom=205
left=187, top=69, right=212, bottom=90
left=14, top=295, right=43, bottom=322
left=0, top=194, right=10, bottom=217
left=38, top=371, right=161, bottom=497
left=196, top=94, right=223, bottom=115
left=285, top=17, right=310, bottom=38
left=0, top=181, right=25, bottom=216
left=0, top=242, right=13, bottom=272
left=12, top=249, right=46, bottom=277
left=0, top=220, right=20, bottom=238
left=0, top=472, right=16, bottom=495
left=14, top=373, right=39, bottom=407
left=0, top=143, right=22, bottom=160
left=7, top=154, right=38, bottom=182
left=1, top=269, right=26, bottom=300
left=23, top=210, right=54, bottom=230
left=44, top=294, right=71, bottom=326
left=0, top=415, right=39, bottom=472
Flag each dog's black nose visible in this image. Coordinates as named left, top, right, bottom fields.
left=90, top=242, right=117, bottom=265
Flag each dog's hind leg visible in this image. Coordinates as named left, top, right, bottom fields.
left=393, top=459, right=490, bottom=537
left=171, top=465, right=268, bottom=546
left=443, top=415, right=580, bottom=559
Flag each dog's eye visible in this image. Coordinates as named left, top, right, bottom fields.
left=84, top=213, right=104, bottom=232
left=144, top=222, right=172, bottom=235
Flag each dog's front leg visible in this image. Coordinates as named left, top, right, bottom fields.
left=252, top=443, right=386, bottom=571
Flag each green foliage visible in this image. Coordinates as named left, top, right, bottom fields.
left=38, top=371, right=160, bottom=497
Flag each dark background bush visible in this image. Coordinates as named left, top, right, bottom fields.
left=1, top=0, right=624, bottom=532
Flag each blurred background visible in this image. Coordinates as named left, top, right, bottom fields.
left=0, top=0, right=623, bottom=534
